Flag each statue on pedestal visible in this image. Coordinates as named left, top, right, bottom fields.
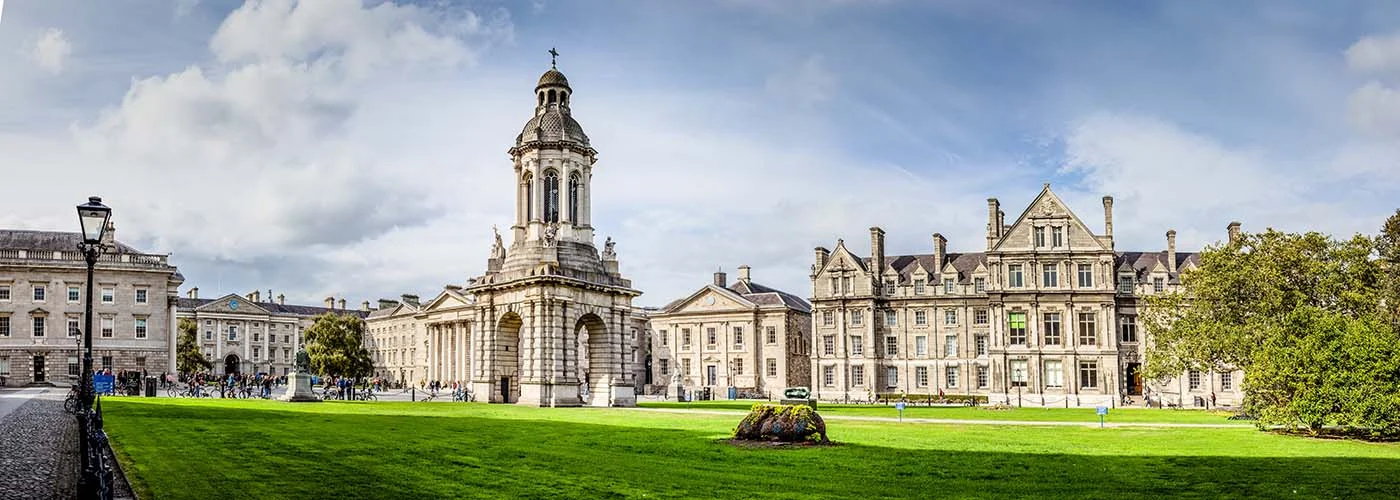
left=491, top=225, right=506, bottom=259
left=602, top=237, right=616, bottom=260
left=543, top=224, right=558, bottom=248
left=295, top=347, right=311, bottom=373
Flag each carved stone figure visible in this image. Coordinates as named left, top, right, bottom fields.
left=294, top=348, right=310, bottom=373
left=601, top=237, right=616, bottom=259
left=543, top=223, right=558, bottom=247
left=491, top=225, right=506, bottom=259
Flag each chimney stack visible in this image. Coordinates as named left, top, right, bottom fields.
left=987, top=198, right=1001, bottom=249
left=251, top=290, right=261, bottom=302
left=814, top=247, right=830, bottom=271
left=714, top=268, right=727, bottom=288
left=998, top=210, right=1006, bottom=236
left=932, top=233, right=947, bottom=273
left=869, top=227, right=886, bottom=276
left=1167, top=230, right=1178, bottom=274
left=338, top=298, right=346, bottom=310
left=1103, top=196, right=1114, bottom=237
left=361, top=301, right=371, bottom=312
left=101, top=220, right=116, bottom=248
left=277, top=293, right=285, bottom=305
left=1227, top=221, right=1242, bottom=244
left=378, top=299, right=400, bottom=310
left=188, top=287, right=199, bottom=299
left=401, top=294, right=420, bottom=307
left=325, top=296, right=334, bottom=309
left=737, top=265, right=751, bottom=283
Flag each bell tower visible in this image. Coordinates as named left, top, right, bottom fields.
left=509, top=57, right=597, bottom=248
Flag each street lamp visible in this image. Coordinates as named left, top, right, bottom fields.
left=76, top=195, right=112, bottom=499
left=1013, top=367, right=1025, bottom=408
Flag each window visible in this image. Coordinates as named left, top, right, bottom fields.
left=1079, top=361, right=1099, bottom=389
left=883, top=279, right=895, bottom=293
left=135, top=288, right=148, bottom=304
left=1078, top=313, right=1097, bottom=346
left=1052, top=226, right=1064, bottom=247
left=945, top=366, right=959, bottom=388
left=765, top=326, right=777, bottom=345
left=975, top=335, right=988, bottom=356
left=823, top=335, right=835, bottom=355
left=944, top=335, right=957, bottom=357
left=842, top=277, right=852, bottom=294
left=101, top=318, right=113, bottom=338
left=1117, top=276, right=1133, bottom=294
left=205, top=320, right=212, bottom=326
left=67, top=318, right=79, bottom=337
left=766, top=359, right=777, bottom=377
left=1043, top=264, right=1059, bottom=287
left=101, top=356, right=113, bottom=369
left=228, top=325, right=238, bottom=341
left=1188, top=370, right=1201, bottom=390
left=975, top=309, right=988, bottom=325
left=135, top=318, right=147, bottom=339
left=1077, top=264, right=1093, bottom=288
left=660, top=330, right=669, bottom=346
left=68, top=357, right=79, bottom=376
left=682, top=328, right=692, bottom=347
left=884, top=310, right=897, bottom=327
left=1221, top=373, right=1233, bottom=390
left=974, top=277, right=986, bottom=293
left=823, top=365, right=835, bottom=386
left=851, top=365, right=865, bottom=386
left=543, top=171, right=560, bottom=222
left=568, top=172, right=581, bottom=222
left=0, top=285, right=9, bottom=301
left=885, top=336, right=898, bottom=356
left=254, top=332, right=262, bottom=342
left=851, top=310, right=863, bottom=326
left=733, top=327, right=744, bottom=348
left=0, top=357, right=8, bottom=376
left=1010, top=360, right=1029, bottom=387
left=885, top=366, right=899, bottom=388
left=822, top=311, right=833, bottom=326
left=915, top=336, right=927, bottom=356
left=914, top=310, right=927, bottom=326
left=1045, top=360, right=1064, bottom=388
left=913, top=279, right=925, bottom=295
left=944, top=309, right=957, bottom=325
left=850, top=336, right=864, bottom=356
left=734, top=358, right=743, bottom=374
left=1120, top=316, right=1138, bottom=343
left=916, top=366, right=929, bottom=387
left=1153, top=277, right=1165, bottom=292
left=101, top=287, right=114, bottom=304
left=253, top=347, right=261, bottom=361
left=1034, top=226, right=1046, bottom=247
left=1008, top=312, right=1027, bottom=345
left=706, top=328, right=716, bottom=346
left=204, top=330, right=212, bottom=341
left=1043, top=313, right=1061, bottom=345
left=32, top=316, right=45, bottom=337
left=976, top=365, right=989, bottom=388
left=68, top=286, right=80, bottom=303
left=943, top=278, right=954, bottom=294
left=683, top=358, right=692, bottom=376
left=1008, top=265, right=1024, bottom=288
left=659, top=359, right=669, bottom=377
left=829, top=278, right=838, bottom=294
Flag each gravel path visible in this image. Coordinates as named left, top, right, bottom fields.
left=0, top=389, right=79, bottom=500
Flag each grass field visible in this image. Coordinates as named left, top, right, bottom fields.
left=638, top=400, right=1243, bottom=424
left=104, top=398, right=1400, bottom=499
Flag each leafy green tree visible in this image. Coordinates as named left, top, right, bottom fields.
left=1377, top=209, right=1400, bottom=325
left=177, top=318, right=212, bottom=375
left=303, top=313, right=374, bottom=380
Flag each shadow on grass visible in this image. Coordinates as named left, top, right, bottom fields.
left=104, top=401, right=1400, bottom=500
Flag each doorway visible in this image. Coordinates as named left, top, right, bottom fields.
left=706, top=365, right=717, bottom=386
left=33, top=355, right=45, bottom=383
left=1126, top=363, right=1143, bottom=395
left=500, top=376, right=511, bottom=403
left=224, top=354, right=240, bottom=375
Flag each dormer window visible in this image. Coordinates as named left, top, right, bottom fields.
left=914, top=279, right=925, bottom=295
left=1052, top=226, right=1064, bottom=247
left=974, top=277, right=986, bottom=293
left=943, top=278, right=954, bottom=294
left=1034, top=227, right=1046, bottom=247
left=1117, top=276, right=1134, bottom=294
left=1153, top=277, right=1165, bottom=293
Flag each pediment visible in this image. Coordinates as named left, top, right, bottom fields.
left=421, top=289, right=471, bottom=313
left=818, top=239, right=868, bottom=275
left=993, top=185, right=1109, bottom=253
left=667, top=285, right=754, bottom=313
left=196, top=294, right=271, bottom=315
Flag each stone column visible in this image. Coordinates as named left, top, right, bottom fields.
left=215, top=319, right=223, bottom=362
left=167, top=300, right=177, bottom=373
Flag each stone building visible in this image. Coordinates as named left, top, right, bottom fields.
left=648, top=266, right=811, bottom=399
left=176, top=289, right=368, bottom=376
left=363, top=61, right=642, bottom=406
left=809, top=184, right=1245, bottom=407
left=364, top=294, right=424, bottom=384
left=0, top=225, right=182, bottom=386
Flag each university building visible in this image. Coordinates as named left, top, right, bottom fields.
left=809, top=184, right=1245, bottom=407
left=0, top=224, right=183, bottom=386
left=176, top=288, right=368, bottom=376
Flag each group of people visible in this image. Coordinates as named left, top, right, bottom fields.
left=168, top=371, right=284, bottom=398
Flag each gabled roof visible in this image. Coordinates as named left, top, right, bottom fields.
left=0, top=229, right=142, bottom=254
left=176, top=296, right=369, bottom=319
left=1116, top=251, right=1200, bottom=283
left=882, top=253, right=988, bottom=284
left=659, top=284, right=756, bottom=313
left=815, top=239, right=868, bottom=275
left=992, top=184, right=1109, bottom=253
left=418, top=287, right=473, bottom=313
left=729, top=280, right=812, bottom=313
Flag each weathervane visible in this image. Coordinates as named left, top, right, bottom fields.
left=549, top=47, right=559, bottom=68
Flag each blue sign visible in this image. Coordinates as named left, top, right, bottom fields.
left=93, top=374, right=115, bottom=394
left=1096, top=406, right=1108, bottom=416
left=229, top=299, right=239, bottom=310
left=895, top=402, right=907, bottom=411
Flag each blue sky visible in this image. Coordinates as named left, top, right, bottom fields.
left=1, top=0, right=1398, bottom=307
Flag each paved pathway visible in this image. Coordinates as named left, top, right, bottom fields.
left=623, top=407, right=1252, bottom=428
left=0, top=387, right=79, bottom=500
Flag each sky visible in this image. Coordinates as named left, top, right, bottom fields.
left=1, top=0, right=1398, bottom=308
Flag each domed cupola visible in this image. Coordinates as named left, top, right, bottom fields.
left=515, top=53, right=589, bottom=147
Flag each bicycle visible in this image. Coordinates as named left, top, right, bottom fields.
left=64, top=386, right=82, bottom=415
left=354, top=388, right=377, bottom=401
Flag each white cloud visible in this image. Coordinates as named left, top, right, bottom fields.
left=765, top=53, right=836, bottom=105
left=27, top=28, right=72, bottom=75
left=1348, top=81, right=1400, bottom=138
left=1346, top=31, right=1400, bottom=76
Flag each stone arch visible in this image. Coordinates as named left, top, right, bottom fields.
left=224, top=354, right=240, bottom=375
left=495, top=312, right=523, bottom=403
left=574, top=313, right=611, bottom=406
left=567, top=171, right=580, bottom=223
left=522, top=172, right=534, bottom=221
left=543, top=170, right=560, bottom=223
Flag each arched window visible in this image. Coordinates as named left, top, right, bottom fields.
left=544, top=171, right=560, bottom=223
left=523, top=173, right=534, bottom=221
left=568, top=172, right=580, bottom=222
left=538, top=93, right=544, bottom=106
left=548, top=89, right=557, bottom=104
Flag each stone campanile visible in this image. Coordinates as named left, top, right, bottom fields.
left=466, top=56, right=641, bottom=407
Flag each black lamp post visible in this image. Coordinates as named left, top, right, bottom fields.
left=1014, top=367, right=1025, bottom=408
left=76, top=196, right=112, bottom=499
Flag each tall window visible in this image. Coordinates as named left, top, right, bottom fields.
left=765, top=326, right=777, bottom=344
left=823, top=335, right=835, bottom=355
left=850, top=336, right=864, bottom=356
left=885, top=336, right=898, bottom=356
left=915, top=366, right=928, bottom=387
left=822, top=311, right=833, bottom=326
left=944, top=335, right=957, bottom=357
left=1043, top=263, right=1059, bottom=287
left=543, top=171, right=560, bottom=222
left=1043, top=313, right=1061, bottom=345
left=228, top=325, right=238, bottom=341
left=660, top=329, right=669, bottom=346
left=101, top=318, right=114, bottom=338
left=1010, top=360, right=1028, bottom=387
left=734, top=358, right=743, bottom=374
left=33, top=285, right=45, bottom=302
left=101, top=287, right=114, bottom=304
left=1045, top=360, right=1064, bottom=388
left=886, top=367, right=898, bottom=388
left=135, top=318, right=147, bottom=339
left=914, top=310, right=927, bottom=326
left=1117, top=276, right=1133, bottom=294
left=915, top=336, right=927, bottom=356
left=851, top=365, right=865, bottom=386
left=842, top=277, right=852, bottom=294
left=943, top=278, right=954, bottom=294
left=1008, top=265, right=1023, bottom=288
left=67, top=318, right=79, bottom=337
left=851, top=310, right=863, bottom=326
left=1079, top=361, right=1099, bottom=388
left=976, top=366, right=989, bottom=388
left=68, top=286, right=80, bottom=302
left=1120, top=316, right=1138, bottom=343
left=974, top=277, right=986, bottom=293
left=884, top=310, right=897, bottom=326
left=944, top=309, right=957, bottom=325
left=706, top=328, right=716, bottom=346
left=1008, top=312, right=1027, bottom=345
left=830, top=278, right=839, bottom=294
left=32, top=316, right=45, bottom=337
left=823, top=365, right=835, bottom=386
left=1077, top=313, right=1097, bottom=346
left=975, top=335, right=988, bottom=356
left=567, top=172, right=580, bottom=222
left=1034, top=226, right=1046, bottom=247
left=733, top=327, right=744, bottom=348
left=0, top=285, right=9, bottom=301
left=974, top=308, right=988, bottom=325
left=1051, top=226, right=1063, bottom=247
left=1221, top=373, right=1233, bottom=390
left=1077, top=264, right=1093, bottom=288
left=1188, top=370, right=1201, bottom=390
left=913, top=279, right=925, bottom=294
left=1153, top=277, right=1165, bottom=292
left=944, top=366, right=958, bottom=388
left=682, top=328, right=692, bottom=347
left=135, top=288, right=148, bottom=304
left=766, top=359, right=777, bottom=377
left=683, top=358, right=692, bottom=376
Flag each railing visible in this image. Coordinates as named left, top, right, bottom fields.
left=0, top=248, right=169, bottom=268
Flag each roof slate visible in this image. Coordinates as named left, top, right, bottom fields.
left=0, top=230, right=142, bottom=254
left=176, top=298, right=370, bottom=319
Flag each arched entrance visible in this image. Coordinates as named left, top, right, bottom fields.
left=224, top=354, right=240, bottom=375
left=575, top=314, right=610, bottom=406
left=495, top=312, right=522, bottom=403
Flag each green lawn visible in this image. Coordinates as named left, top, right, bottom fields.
left=639, top=400, right=1243, bottom=424
left=104, top=398, right=1400, bottom=500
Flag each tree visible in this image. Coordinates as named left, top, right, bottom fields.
left=1377, top=209, right=1400, bottom=325
left=303, top=313, right=373, bottom=380
left=176, top=318, right=212, bottom=375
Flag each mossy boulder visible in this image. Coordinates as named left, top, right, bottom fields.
left=734, top=403, right=830, bottom=444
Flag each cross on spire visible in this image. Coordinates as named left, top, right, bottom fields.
left=549, top=47, right=559, bottom=68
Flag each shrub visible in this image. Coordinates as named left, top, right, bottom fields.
left=734, top=403, right=830, bottom=443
